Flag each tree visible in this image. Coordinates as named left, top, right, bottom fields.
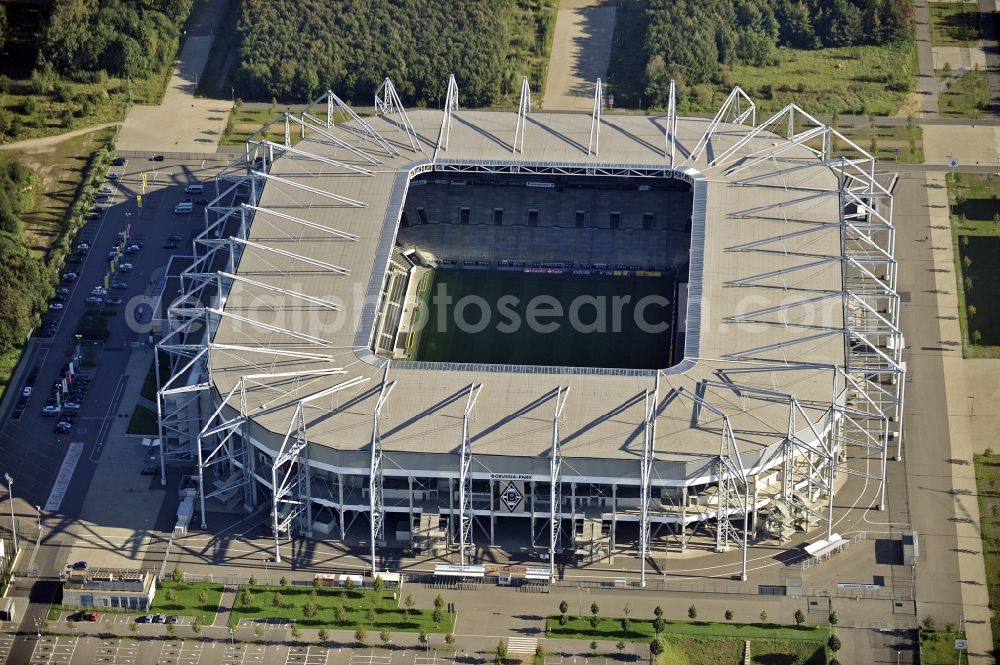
left=654, top=605, right=663, bottom=619
left=829, top=611, right=838, bottom=626
left=274, top=592, right=285, bottom=608
left=191, top=620, right=202, bottom=636
left=313, top=576, right=323, bottom=591
left=248, top=574, right=257, bottom=586
left=367, top=607, right=376, bottom=622
left=335, top=605, right=346, bottom=622
left=968, top=304, right=977, bottom=317
left=239, top=588, right=254, bottom=607
left=828, top=634, right=842, bottom=652
left=432, top=607, right=443, bottom=624
left=319, top=627, right=329, bottom=644
left=171, top=568, right=184, bottom=583
left=373, top=576, right=384, bottom=593
left=759, top=610, right=768, bottom=623
left=589, top=640, right=598, bottom=653
left=725, top=609, right=733, bottom=621
left=418, top=629, right=428, bottom=648
left=379, top=629, right=391, bottom=646
left=291, top=623, right=302, bottom=639
left=404, top=593, right=415, bottom=616
left=653, top=617, right=665, bottom=634
left=973, top=330, right=983, bottom=343
left=558, top=614, right=568, bottom=626
left=129, top=621, right=139, bottom=636
left=589, top=615, right=599, bottom=629
left=590, top=601, right=600, bottom=617
left=559, top=600, right=569, bottom=615
left=344, top=578, right=356, bottom=592
left=445, top=633, right=455, bottom=649
left=687, top=605, right=697, bottom=620
left=165, top=589, right=177, bottom=602
left=355, top=625, right=368, bottom=645
left=255, top=624, right=265, bottom=640
left=198, top=590, right=208, bottom=605
left=495, top=640, right=508, bottom=665
left=793, top=609, right=805, bottom=626
left=923, top=616, right=936, bottom=630
left=279, top=576, right=288, bottom=587
left=535, top=644, right=545, bottom=660
left=303, top=600, right=318, bottom=619
left=964, top=256, right=973, bottom=270
left=621, top=617, right=632, bottom=633
left=623, top=604, right=631, bottom=617
left=616, top=641, right=626, bottom=655
left=166, top=622, right=176, bottom=636
left=649, top=637, right=664, bottom=658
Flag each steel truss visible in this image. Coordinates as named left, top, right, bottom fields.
left=434, top=74, right=460, bottom=159
left=375, top=78, right=421, bottom=152
left=639, top=380, right=659, bottom=587
left=514, top=76, right=531, bottom=153
left=458, top=384, right=482, bottom=565
left=549, top=387, right=570, bottom=581
left=588, top=79, right=603, bottom=155
left=370, top=372, right=395, bottom=574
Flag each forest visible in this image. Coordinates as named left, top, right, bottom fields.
left=642, top=0, right=913, bottom=108
left=235, top=0, right=556, bottom=106
left=0, top=161, right=47, bottom=357
left=37, top=0, right=194, bottom=80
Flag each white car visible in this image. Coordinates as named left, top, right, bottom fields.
left=99, top=186, right=114, bottom=195
left=48, top=303, right=64, bottom=310
left=41, top=405, right=61, bottom=416
left=21, top=386, right=32, bottom=397
left=118, top=263, right=133, bottom=273
left=62, top=402, right=81, bottom=410
left=91, top=287, right=107, bottom=297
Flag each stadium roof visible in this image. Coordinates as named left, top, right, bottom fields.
left=206, top=103, right=851, bottom=465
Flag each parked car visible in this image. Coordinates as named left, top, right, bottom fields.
left=195, top=198, right=208, bottom=205
left=62, top=401, right=81, bottom=410
left=112, top=157, right=127, bottom=167
left=107, top=172, right=120, bottom=180
left=41, top=405, right=61, bottom=416
left=107, top=251, right=118, bottom=261
left=85, top=296, right=104, bottom=306
left=37, top=327, right=55, bottom=338
left=55, top=421, right=72, bottom=434
left=118, top=263, right=133, bottom=272
left=53, top=295, right=67, bottom=303
left=151, top=154, right=165, bottom=162
left=95, top=195, right=109, bottom=204
left=21, top=386, right=32, bottom=397
left=136, top=614, right=153, bottom=623
left=106, top=297, right=124, bottom=305
left=71, top=561, right=88, bottom=570
left=111, top=281, right=128, bottom=290
left=56, top=288, right=70, bottom=296
left=48, top=303, right=64, bottom=310
left=99, top=186, right=113, bottom=195
left=68, top=256, right=84, bottom=265
left=165, top=615, right=178, bottom=624
left=152, top=614, right=166, bottom=624
left=82, top=612, right=99, bottom=622
left=125, top=244, right=141, bottom=254
left=91, top=287, right=107, bottom=296
left=62, top=272, right=78, bottom=283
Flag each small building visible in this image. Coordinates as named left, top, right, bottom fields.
left=61, top=569, right=156, bottom=611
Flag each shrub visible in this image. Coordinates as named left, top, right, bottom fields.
left=687, top=605, right=697, bottom=620
left=355, top=625, right=368, bottom=645
left=793, top=609, right=805, bottom=625
left=828, top=634, right=842, bottom=652
left=725, top=609, right=733, bottom=621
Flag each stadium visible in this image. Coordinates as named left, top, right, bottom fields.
left=156, top=77, right=904, bottom=584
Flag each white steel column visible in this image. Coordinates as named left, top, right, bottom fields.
left=549, top=387, right=570, bottom=580
left=666, top=79, right=677, bottom=166
left=458, top=384, right=482, bottom=565
left=588, top=78, right=603, bottom=155
left=514, top=76, right=531, bottom=153
left=639, top=383, right=659, bottom=587
left=369, top=374, right=395, bottom=574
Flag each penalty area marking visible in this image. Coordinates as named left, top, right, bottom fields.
left=44, top=441, right=84, bottom=512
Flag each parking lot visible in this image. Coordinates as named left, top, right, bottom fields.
left=0, top=154, right=233, bottom=517
left=19, top=636, right=462, bottom=665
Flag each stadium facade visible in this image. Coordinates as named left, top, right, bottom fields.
left=156, top=77, right=904, bottom=584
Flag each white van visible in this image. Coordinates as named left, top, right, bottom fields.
left=173, top=202, right=193, bottom=214
left=184, top=184, right=204, bottom=194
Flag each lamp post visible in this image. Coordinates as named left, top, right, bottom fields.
left=4, top=474, right=16, bottom=553
left=74, top=335, right=81, bottom=363
left=229, top=627, right=236, bottom=664
left=35, top=505, right=41, bottom=544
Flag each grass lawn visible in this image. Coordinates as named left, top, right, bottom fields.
left=504, top=0, right=558, bottom=105
left=975, top=453, right=1000, bottom=656
left=0, top=345, right=24, bottom=408
left=939, top=69, right=990, bottom=117
left=822, top=120, right=924, bottom=164
left=127, top=404, right=159, bottom=435
left=229, top=585, right=455, bottom=634
left=946, top=172, right=1000, bottom=357
left=413, top=271, right=674, bottom=369
left=546, top=616, right=826, bottom=643
left=919, top=629, right=967, bottom=664
left=930, top=2, right=980, bottom=47
left=151, top=581, right=224, bottom=625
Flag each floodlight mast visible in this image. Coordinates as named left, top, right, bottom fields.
left=458, top=384, right=482, bottom=565
left=549, top=387, right=570, bottom=581
left=588, top=78, right=603, bottom=155
left=513, top=76, right=531, bottom=153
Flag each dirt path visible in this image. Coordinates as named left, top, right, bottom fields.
left=0, top=122, right=120, bottom=153
left=542, top=0, right=616, bottom=111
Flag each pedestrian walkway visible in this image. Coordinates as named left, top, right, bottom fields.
left=506, top=637, right=538, bottom=653
left=542, top=0, right=616, bottom=111
left=214, top=586, right=238, bottom=628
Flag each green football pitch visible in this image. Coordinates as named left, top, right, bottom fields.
left=412, top=270, right=675, bottom=369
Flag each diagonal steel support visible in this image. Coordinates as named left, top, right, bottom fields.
left=514, top=76, right=531, bottom=154
left=666, top=79, right=677, bottom=165
left=369, top=372, right=395, bottom=574
left=458, top=383, right=482, bottom=565
left=588, top=79, right=603, bottom=155
left=549, top=386, right=570, bottom=581
left=375, top=78, right=421, bottom=152
left=639, top=378, right=659, bottom=587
